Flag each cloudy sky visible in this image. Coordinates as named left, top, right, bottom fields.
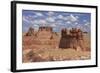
left=22, top=10, right=91, bottom=33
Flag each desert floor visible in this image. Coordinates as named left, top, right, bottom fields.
left=23, top=48, right=90, bottom=63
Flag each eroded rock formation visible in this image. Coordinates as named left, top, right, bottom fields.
left=24, top=26, right=87, bottom=51
left=59, top=28, right=87, bottom=50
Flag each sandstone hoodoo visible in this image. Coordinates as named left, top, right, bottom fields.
left=25, top=27, right=34, bottom=36
left=59, top=28, right=88, bottom=50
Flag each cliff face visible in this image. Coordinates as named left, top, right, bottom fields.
left=37, top=27, right=53, bottom=39
left=59, top=28, right=84, bottom=50
left=23, top=26, right=60, bottom=50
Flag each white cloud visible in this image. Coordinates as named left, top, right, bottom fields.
left=33, top=24, right=39, bottom=27
left=28, top=15, right=33, bottom=18
left=47, top=11, right=54, bottom=16
left=30, top=15, right=38, bottom=18
left=66, top=21, right=71, bottom=24
left=60, top=14, right=78, bottom=23
left=23, top=16, right=30, bottom=23
left=23, top=15, right=38, bottom=22
left=33, top=24, right=39, bottom=30
left=69, top=14, right=78, bottom=22
left=75, top=22, right=78, bottom=25
left=83, top=20, right=87, bottom=22
left=63, top=17, right=68, bottom=21
left=55, top=20, right=65, bottom=26
left=64, top=14, right=78, bottom=22
left=75, top=16, right=79, bottom=19
left=84, top=22, right=90, bottom=27
left=35, top=12, right=43, bottom=16
left=50, top=24, right=56, bottom=27
left=84, top=22, right=90, bottom=26
left=76, top=24, right=81, bottom=28
left=57, top=15, right=64, bottom=19
left=53, top=27, right=57, bottom=31
left=31, top=19, right=47, bottom=26
left=46, top=17, right=55, bottom=22
left=31, top=20, right=38, bottom=24
left=39, top=19, right=47, bottom=24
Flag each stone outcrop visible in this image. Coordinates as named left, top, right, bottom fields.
left=24, top=26, right=87, bottom=51
left=59, top=28, right=71, bottom=48
left=59, top=28, right=86, bottom=50
left=24, top=26, right=59, bottom=49
left=25, top=27, right=34, bottom=36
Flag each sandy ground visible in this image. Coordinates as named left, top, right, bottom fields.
left=23, top=48, right=91, bottom=63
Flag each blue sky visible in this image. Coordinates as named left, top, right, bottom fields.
left=22, top=10, right=91, bottom=33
